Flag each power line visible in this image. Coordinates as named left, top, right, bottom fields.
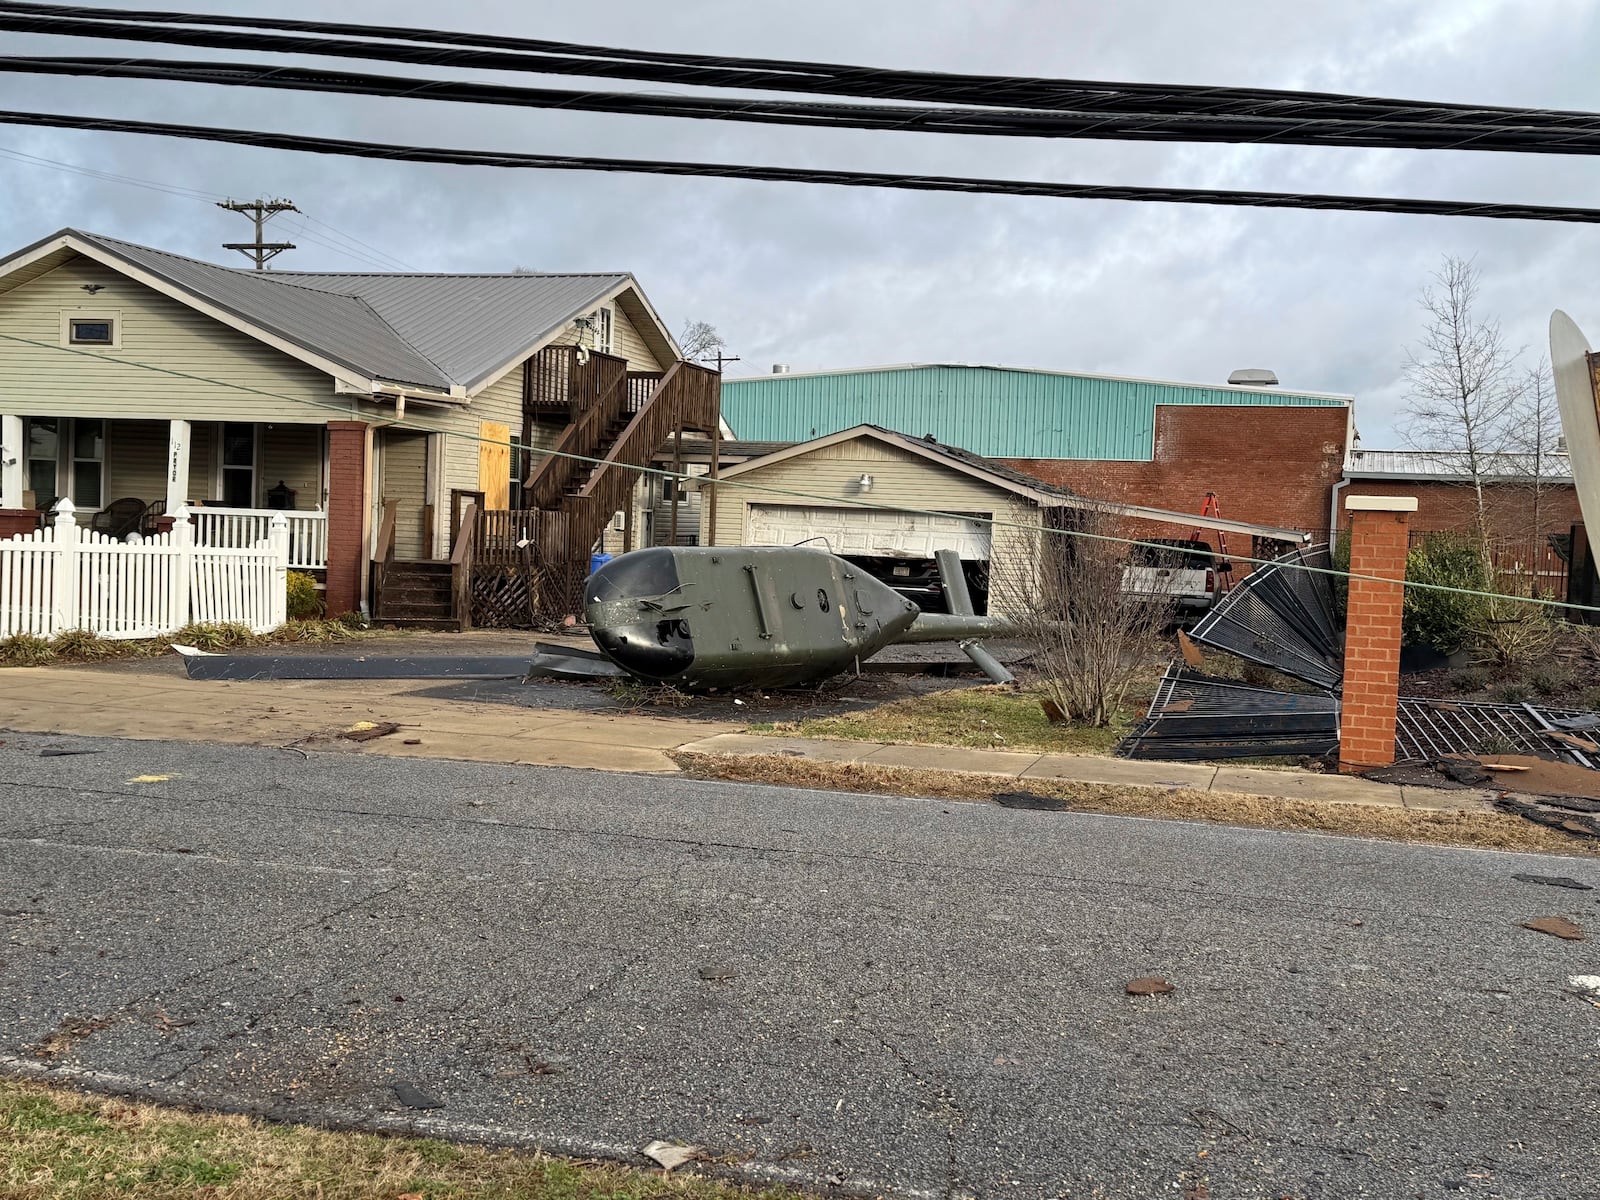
left=4, top=108, right=1600, bottom=223
left=0, top=141, right=223, bottom=201
left=10, top=54, right=1600, bottom=157
left=3, top=0, right=1599, bottom=133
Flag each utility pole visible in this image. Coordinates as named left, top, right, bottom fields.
left=709, top=350, right=740, bottom=374
left=217, top=197, right=298, bottom=270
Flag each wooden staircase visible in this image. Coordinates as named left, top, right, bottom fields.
left=374, top=559, right=458, bottom=629
left=524, top=350, right=722, bottom=610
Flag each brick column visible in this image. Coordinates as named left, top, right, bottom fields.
left=1338, top=495, right=1416, bottom=772
left=324, top=420, right=372, bottom=618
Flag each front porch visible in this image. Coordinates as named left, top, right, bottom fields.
left=1, top=415, right=329, bottom=569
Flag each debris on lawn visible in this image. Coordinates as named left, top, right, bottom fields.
left=1495, top=796, right=1600, bottom=838
left=403, top=738, right=422, bottom=745
left=1125, top=977, right=1175, bottom=997
left=341, top=721, right=401, bottom=742
left=1512, top=874, right=1593, bottom=890
left=390, top=1081, right=445, bottom=1110
left=994, top=790, right=1071, bottom=811
left=1121, top=665, right=1338, bottom=761
left=1520, top=916, right=1587, bottom=942
left=642, top=1140, right=703, bottom=1171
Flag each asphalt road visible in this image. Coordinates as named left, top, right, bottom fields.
left=1, top=732, right=1597, bottom=1200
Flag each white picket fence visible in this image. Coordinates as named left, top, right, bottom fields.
left=0, top=501, right=288, bottom=640
left=191, top=506, right=328, bottom=571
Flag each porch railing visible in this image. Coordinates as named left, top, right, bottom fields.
left=191, top=507, right=328, bottom=571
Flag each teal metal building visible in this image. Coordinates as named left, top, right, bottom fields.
left=721, top=364, right=1350, bottom=461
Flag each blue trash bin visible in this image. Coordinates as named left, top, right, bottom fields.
left=589, top=552, right=614, bottom=577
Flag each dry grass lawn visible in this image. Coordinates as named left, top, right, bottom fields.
left=754, top=685, right=1132, bottom=755
left=0, top=1079, right=798, bottom=1200
left=674, top=751, right=1600, bottom=858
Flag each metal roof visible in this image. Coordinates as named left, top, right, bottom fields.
left=722, top=364, right=1350, bottom=459
left=8, top=230, right=633, bottom=393
left=1345, top=448, right=1573, bottom=482
left=266, top=268, right=630, bottom=390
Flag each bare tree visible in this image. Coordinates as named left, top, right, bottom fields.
left=1400, top=256, right=1523, bottom=556
left=991, top=503, right=1176, bottom=728
left=1503, top=356, right=1563, bottom=545
left=678, top=319, right=727, bottom=363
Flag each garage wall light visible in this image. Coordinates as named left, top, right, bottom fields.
left=857, top=474, right=874, bottom=493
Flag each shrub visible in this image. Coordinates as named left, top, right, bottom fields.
left=285, top=571, right=323, bottom=621
left=1471, top=607, right=1559, bottom=672
left=1492, top=680, right=1530, bottom=704
left=0, top=633, right=55, bottom=666
left=336, top=610, right=369, bottom=630
left=1403, top=534, right=1489, bottom=654
left=50, top=629, right=114, bottom=661
left=1448, top=667, right=1491, bottom=693
left=1529, top=667, right=1572, bottom=697
left=171, top=622, right=257, bottom=651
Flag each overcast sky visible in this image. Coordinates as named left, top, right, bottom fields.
left=3, top=0, right=1599, bottom=446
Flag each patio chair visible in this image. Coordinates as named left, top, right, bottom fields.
left=91, top=497, right=148, bottom=540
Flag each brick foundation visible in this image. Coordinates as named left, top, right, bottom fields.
left=0, top=509, right=39, bottom=538
left=324, top=421, right=371, bottom=618
left=1338, top=496, right=1415, bottom=772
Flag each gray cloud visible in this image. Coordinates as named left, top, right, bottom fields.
left=3, top=0, right=1600, bottom=445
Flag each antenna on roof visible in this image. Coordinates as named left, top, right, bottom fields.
left=218, top=197, right=298, bottom=270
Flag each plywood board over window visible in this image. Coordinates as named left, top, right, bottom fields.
left=478, top=420, right=511, bottom=511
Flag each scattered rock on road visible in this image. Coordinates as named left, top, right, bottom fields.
left=1125, top=977, right=1174, bottom=996
left=1512, top=873, right=1593, bottom=891
left=1520, top=916, right=1587, bottom=942
left=642, top=1140, right=703, bottom=1171
left=391, top=1081, right=444, bottom=1110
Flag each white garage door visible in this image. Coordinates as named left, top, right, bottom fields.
left=747, top=504, right=992, bottom=559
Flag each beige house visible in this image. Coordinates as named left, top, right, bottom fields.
left=0, top=229, right=718, bottom=621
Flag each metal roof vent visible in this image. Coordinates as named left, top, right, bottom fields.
left=1228, top=368, right=1279, bottom=387
left=772, top=363, right=791, bottom=374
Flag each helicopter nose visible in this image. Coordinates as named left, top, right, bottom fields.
left=584, top=550, right=696, bottom=680
left=590, top=618, right=696, bottom=680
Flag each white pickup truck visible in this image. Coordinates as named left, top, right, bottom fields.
left=1122, top=538, right=1222, bottom=616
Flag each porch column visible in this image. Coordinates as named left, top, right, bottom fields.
left=1, top=413, right=23, bottom=510
left=165, top=419, right=191, bottom=513
left=1338, top=495, right=1416, bottom=772
left=325, top=420, right=373, bottom=618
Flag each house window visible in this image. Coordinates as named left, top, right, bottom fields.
left=69, top=319, right=114, bottom=345
left=508, top=434, right=530, bottom=508
left=72, top=419, right=104, bottom=509
left=221, top=422, right=256, bottom=507
left=60, top=309, right=121, bottom=349
left=26, top=418, right=59, bottom=502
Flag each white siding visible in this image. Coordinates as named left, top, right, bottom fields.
left=701, top=437, right=1044, bottom=618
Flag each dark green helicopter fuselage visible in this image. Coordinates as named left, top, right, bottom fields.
left=584, top=545, right=933, bottom=690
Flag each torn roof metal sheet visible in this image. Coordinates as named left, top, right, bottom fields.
left=1120, top=665, right=1339, bottom=761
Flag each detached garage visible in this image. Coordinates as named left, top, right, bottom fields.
left=697, top=425, right=1070, bottom=617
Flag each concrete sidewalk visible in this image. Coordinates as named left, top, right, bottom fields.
left=0, top=666, right=732, bottom=773
left=0, top=665, right=1487, bottom=811
left=675, top=732, right=1491, bottom=812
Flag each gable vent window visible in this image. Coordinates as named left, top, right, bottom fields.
left=61, top=309, right=121, bottom=349
left=69, top=319, right=114, bottom=344
left=594, top=307, right=614, bottom=355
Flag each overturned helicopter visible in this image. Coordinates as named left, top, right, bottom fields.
left=583, top=544, right=1016, bottom=690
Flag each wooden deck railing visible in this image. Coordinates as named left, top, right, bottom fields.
left=524, top=353, right=629, bottom=510
left=563, top=361, right=721, bottom=562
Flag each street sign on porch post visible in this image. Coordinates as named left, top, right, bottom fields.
left=166, top=419, right=191, bottom=514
